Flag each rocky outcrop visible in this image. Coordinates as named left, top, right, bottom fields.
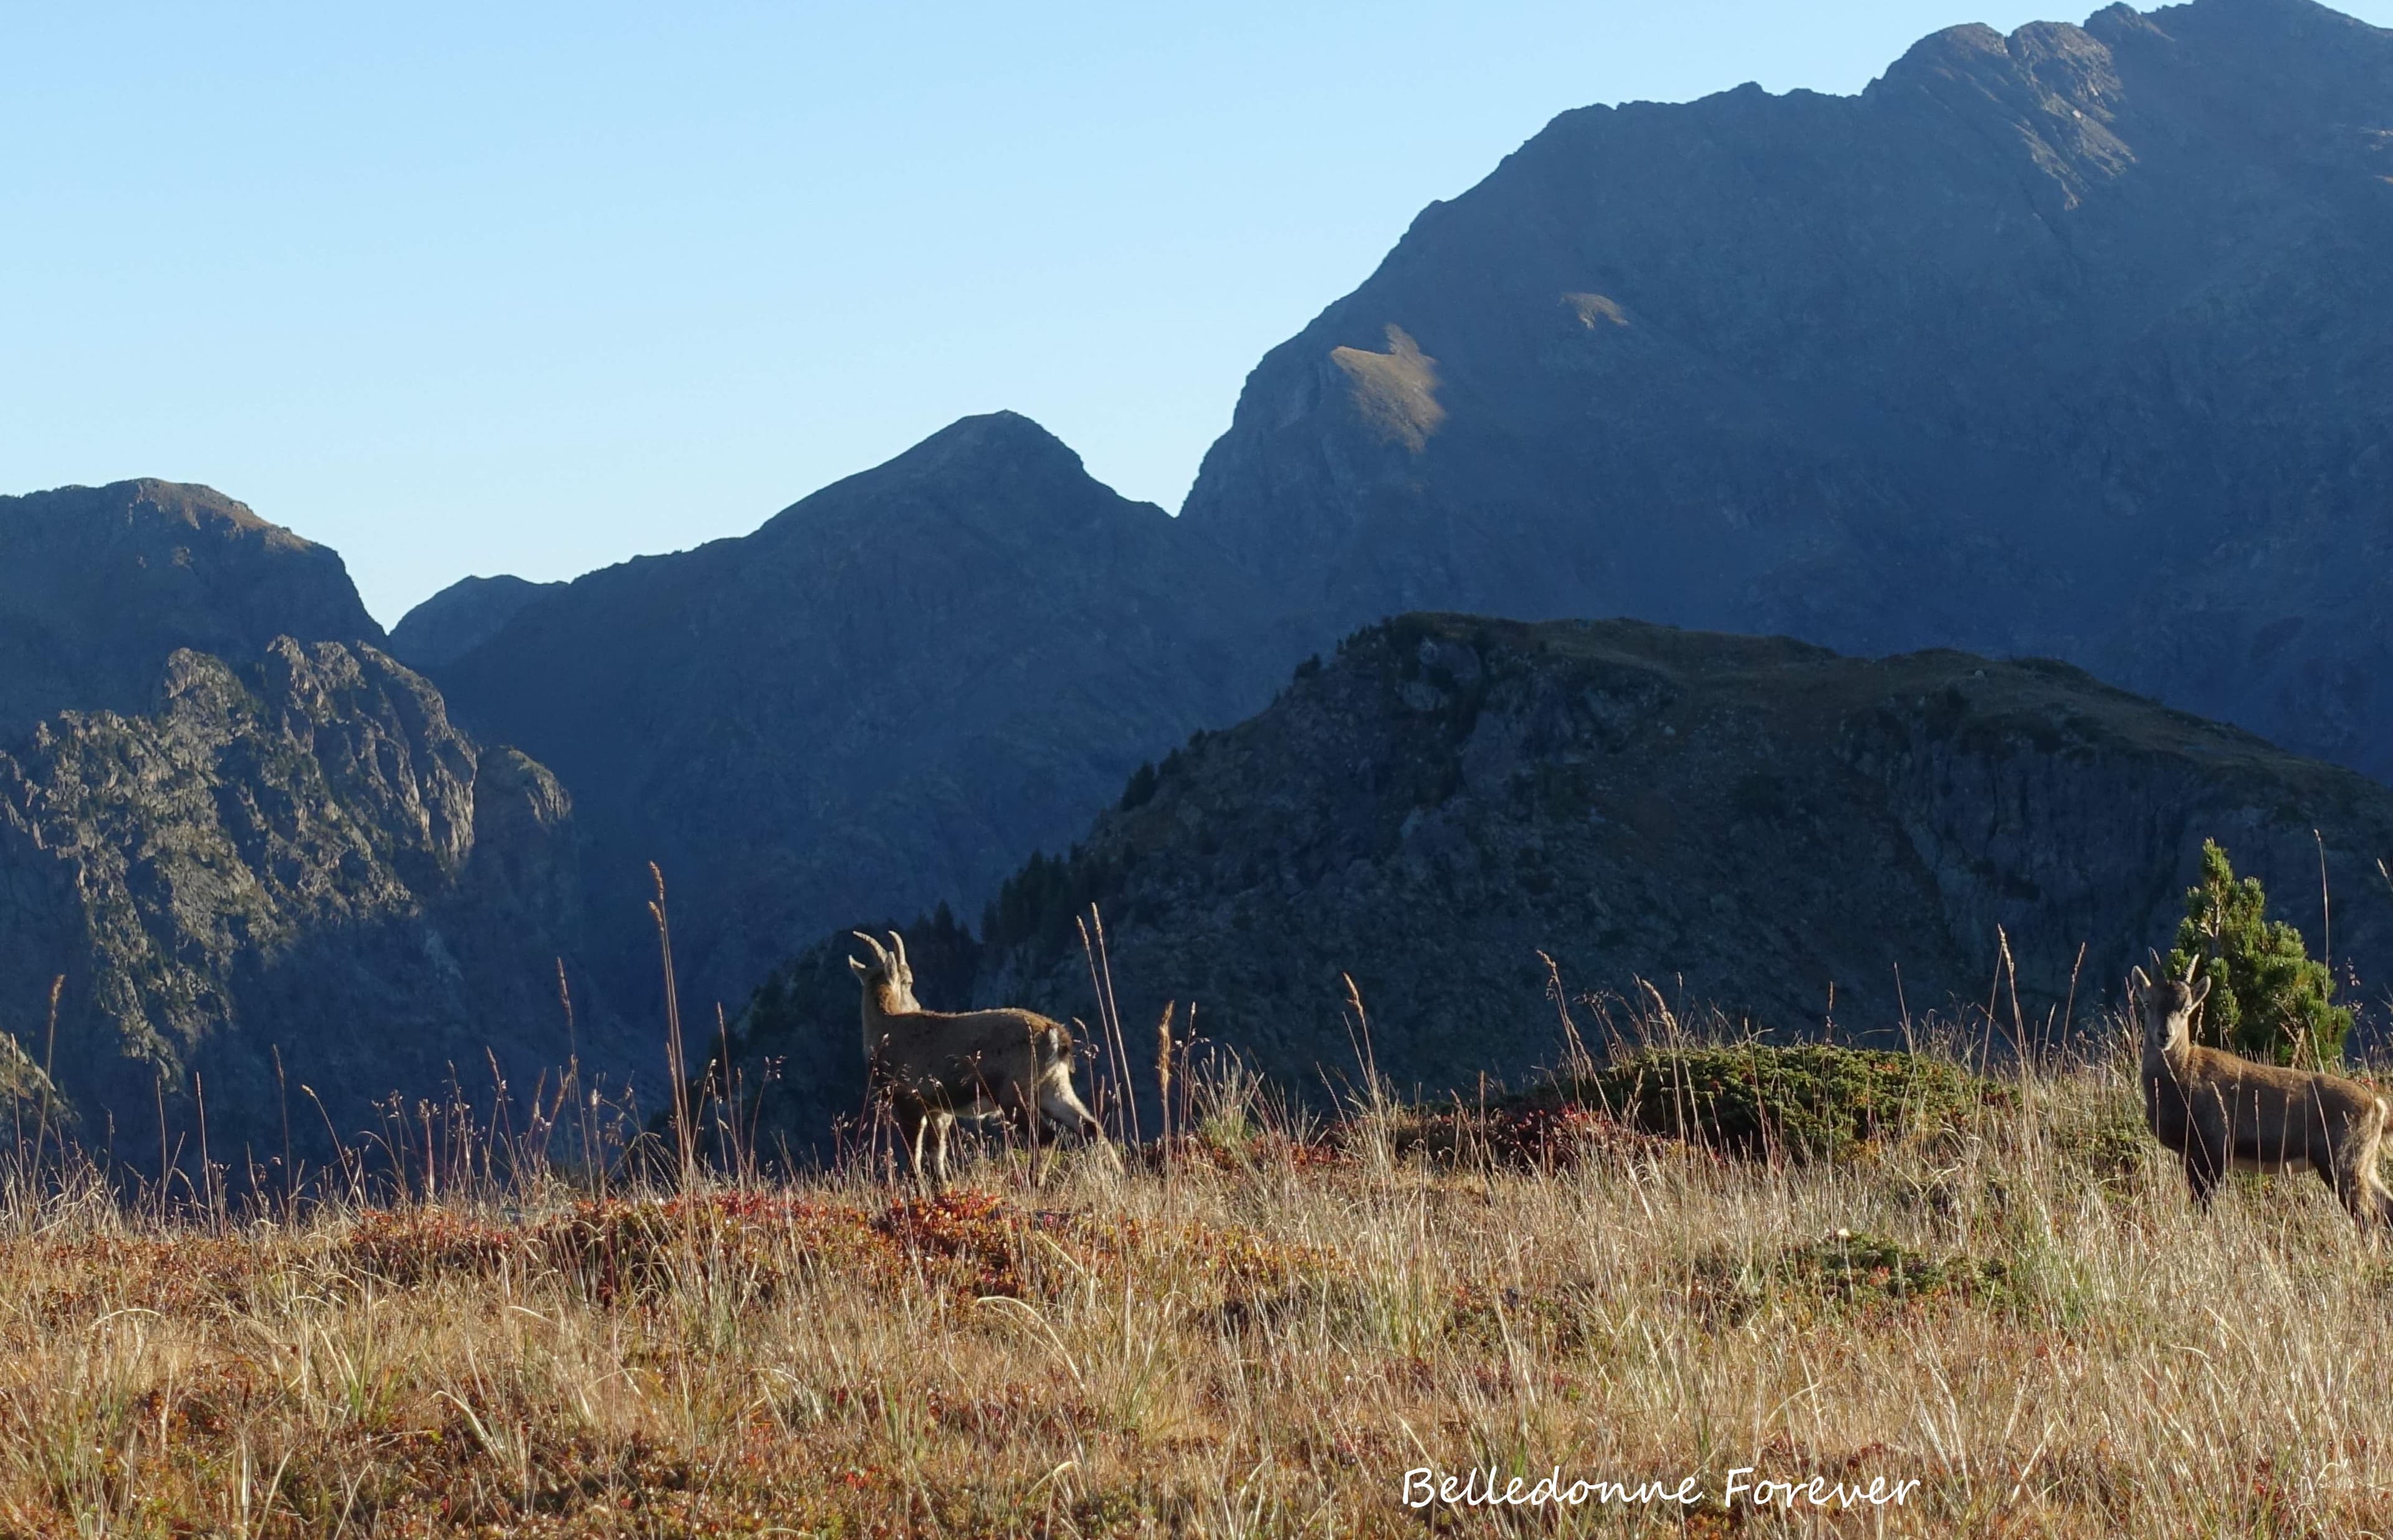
left=0, top=480, right=383, bottom=746
left=0, top=640, right=631, bottom=1167
left=1180, top=0, right=2393, bottom=777
left=725, top=616, right=2393, bottom=1153
left=426, top=411, right=1286, bottom=1022
left=388, top=575, right=565, bottom=670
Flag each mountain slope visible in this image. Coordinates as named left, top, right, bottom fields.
left=0, top=480, right=384, bottom=744
left=728, top=614, right=2393, bottom=1152
left=1180, top=0, right=2393, bottom=775
left=427, top=412, right=1284, bottom=1018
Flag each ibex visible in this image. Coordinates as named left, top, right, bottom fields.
left=2132, top=961, right=2393, bottom=1229
left=850, top=930, right=1115, bottom=1186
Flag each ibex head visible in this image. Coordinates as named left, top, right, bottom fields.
left=2130, top=958, right=2213, bottom=1053
left=849, top=930, right=917, bottom=1010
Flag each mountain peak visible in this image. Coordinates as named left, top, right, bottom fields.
left=113, top=477, right=277, bottom=531
left=429, top=406, right=1272, bottom=1027
left=1891, top=19, right=2010, bottom=67
left=873, top=410, right=1089, bottom=487
left=0, top=478, right=381, bottom=741
left=389, top=574, right=565, bottom=670
left=753, top=410, right=1134, bottom=548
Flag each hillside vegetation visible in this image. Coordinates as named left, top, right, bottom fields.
left=727, top=614, right=2393, bottom=1156
left=7, top=1013, right=2393, bottom=1536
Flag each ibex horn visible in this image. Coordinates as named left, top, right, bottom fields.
left=2180, top=951, right=2201, bottom=986
left=889, top=931, right=908, bottom=969
left=850, top=931, right=890, bottom=969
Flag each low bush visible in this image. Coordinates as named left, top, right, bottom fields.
left=1552, top=1043, right=1995, bottom=1161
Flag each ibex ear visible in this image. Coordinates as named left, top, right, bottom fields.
left=2189, top=974, right=2212, bottom=1010
left=847, top=954, right=870, bottom=979
left=2130, top=966, right=2152, bottom=994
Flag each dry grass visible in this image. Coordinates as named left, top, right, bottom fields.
left=6, top=1030, right=2393, bottom=1538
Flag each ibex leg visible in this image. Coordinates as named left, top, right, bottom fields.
left=894, top=1104, right=930, bottom=1189
left=1041, top=1080, right=1121, bottom=1171
left=2182, top=1141, right=2223, bottom=1210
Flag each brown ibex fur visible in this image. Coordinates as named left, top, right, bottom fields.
left=2133, top=963, right=2392, bottom=1229
left=850, top=930, right=1114, bottom=1187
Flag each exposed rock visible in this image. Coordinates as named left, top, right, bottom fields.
left=0, top=640, right=631, bottom=1166
left=1180, top=0, right=2393, bottom=776
left=388, top=575, right=564, bottom=670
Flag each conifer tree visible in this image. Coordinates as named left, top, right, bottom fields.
left=2162, top=839, right=2350, bottom=1065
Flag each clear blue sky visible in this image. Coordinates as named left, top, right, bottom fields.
left=7, top=1, right=2387, bottom=626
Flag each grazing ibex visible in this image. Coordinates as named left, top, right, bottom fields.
left=2133, top=961, right=2393, bottom=1229
left=850, top=930, right=1115, bottom=1186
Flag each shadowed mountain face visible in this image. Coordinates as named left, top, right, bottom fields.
left=388, top=575, right=564, bottom=670
left=730, top=615, right=2393, bottom=1153
left=1180, top=0, right=2393, bottom=776
left=0, top=481, right=383, bottom=744
left=425, top=412, right=1285, bottom=1019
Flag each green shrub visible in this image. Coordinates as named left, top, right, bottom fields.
left=1560, top=1045, right=1992, bottom=1162
left=2163, top=839, right=2349, bottom=1065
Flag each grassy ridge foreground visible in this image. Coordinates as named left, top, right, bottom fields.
left=1, top=1042, right=2389, bottom=1536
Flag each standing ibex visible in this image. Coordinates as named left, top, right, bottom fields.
left=850, top=930, right=1115, bottom=1186
left=2133, top=961, right=2393, bottom=1229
